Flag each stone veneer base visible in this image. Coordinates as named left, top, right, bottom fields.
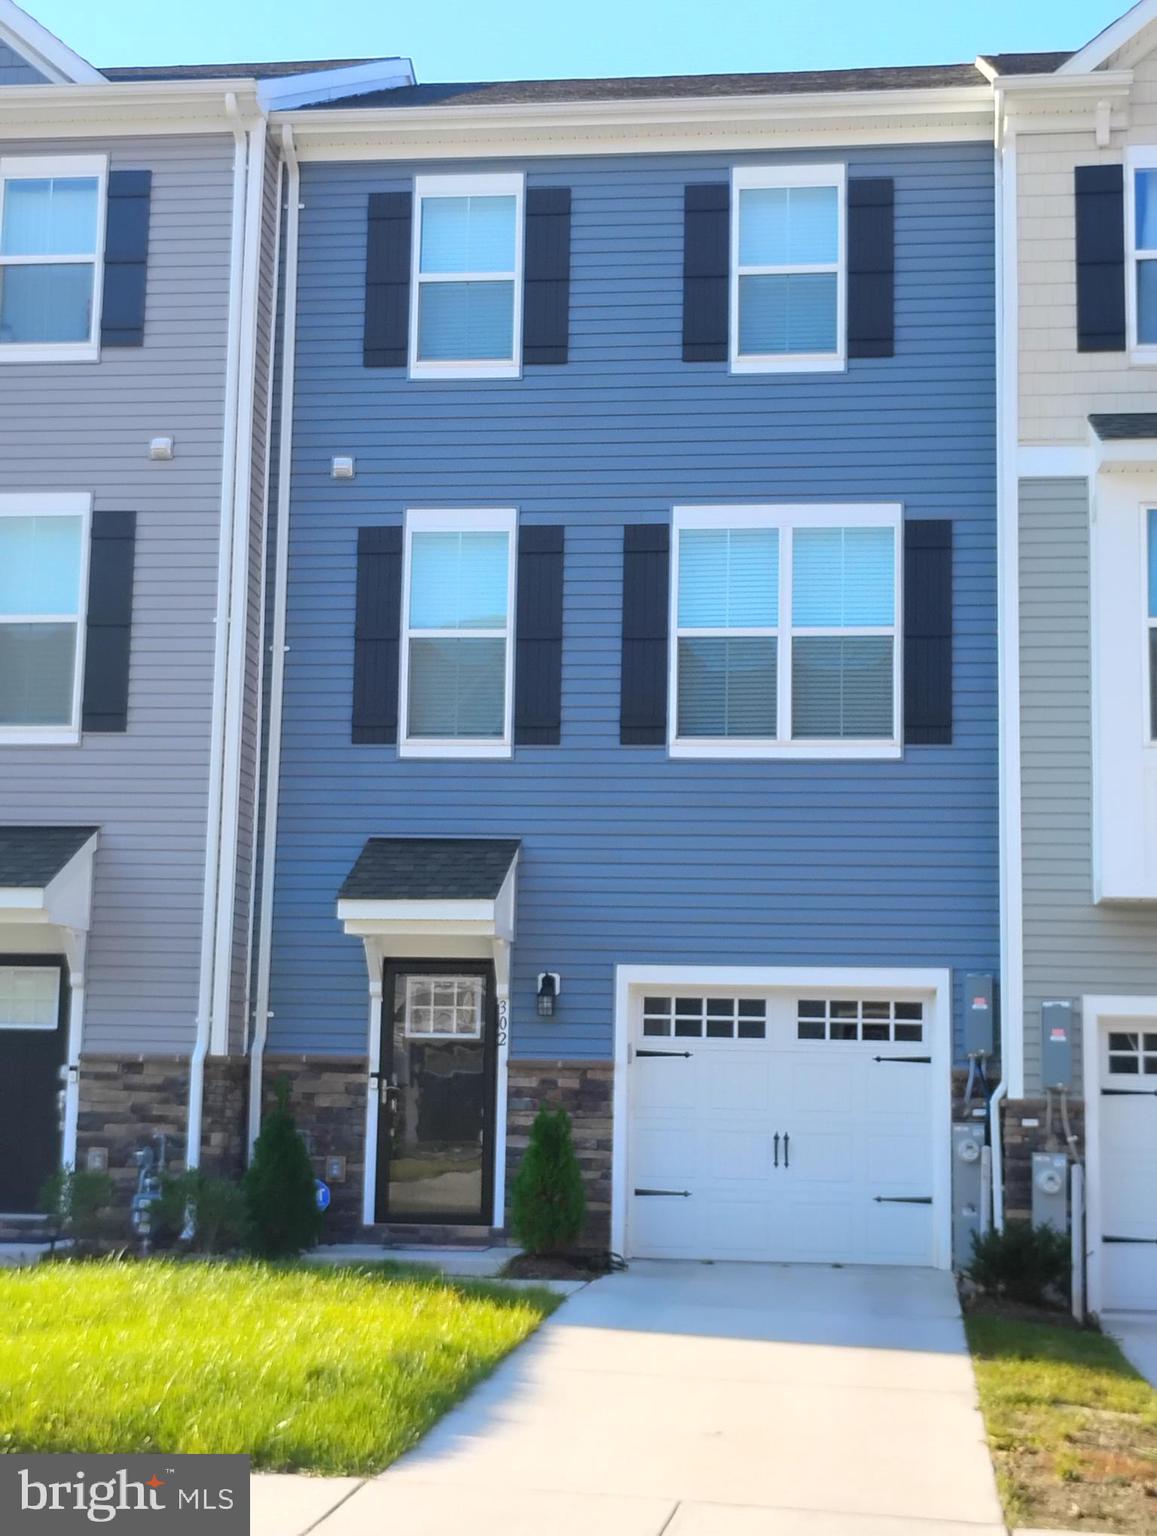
left=505, top=1059, right=614, bottom=1252
left=262, top=1054, right=367, bottom=1236
left=1002, top=1095, right=1085, bottom=1225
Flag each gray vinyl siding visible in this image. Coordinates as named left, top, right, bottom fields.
left=266, top=143, right=1000, bottom=1064
left=0, top=41, right=47, bottom=85
left=1019, top=477, right=1157, bottom=1091
left=0, top=133, right=236, bottom=1055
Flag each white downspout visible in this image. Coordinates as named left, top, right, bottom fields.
left=211, top=118, right=269, bottom=1058
left=249, top=124, right=300, bottom=1153
left=188, top=94, right=250, bottom=1171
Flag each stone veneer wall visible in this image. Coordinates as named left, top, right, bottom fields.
left=76, top=1055, right=188, bottom=1210
left=506, top=1060, right=614, bottom=1251
left=201, top=1056, right=249, bottom=1180
left=1002, top=1095, right=1085, bottom=1224
left=262, top=1054, right=367, bottom=1236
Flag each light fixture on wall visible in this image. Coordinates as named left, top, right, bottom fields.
left=148, top=436, right=174, bottom=460
left=331, top=455, right=356, bottom=479
left=536, top=972, right=561, bottom=1019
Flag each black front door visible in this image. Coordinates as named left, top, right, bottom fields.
left=0, top=958, right=67, bottom=1213
left=375, top=961, right=496, bottom=1225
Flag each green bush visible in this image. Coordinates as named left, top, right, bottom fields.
left=152, top=1172, right=247, bottom=1254
left=966, top=1219, right=1071, bottom=1306
left=38, top=1168, right=116, bottom=1251
left=243, top=1079, right=323, bottom=1258
left=510, top=1107, right=586, bottom=1255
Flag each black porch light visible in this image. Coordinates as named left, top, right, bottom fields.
left=536, top=972, right=561, bottom=1018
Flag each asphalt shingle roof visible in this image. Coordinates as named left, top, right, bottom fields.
left=978, top=51, right=1072, bottom=75
left=340, top=838, right=520, bottom=901
left=0, top=826, right=98, bottom=888
left=100, top=59, right=381, bottom=82
left=1090, top=413, right=1157, bottom=440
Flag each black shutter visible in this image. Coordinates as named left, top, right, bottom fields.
left=848, top=178, right=894, bottom=359
left=514, top=526, right=564, bottom=744
left=523, top=188, right=571, bottom=365
left=620, top=524, right=670, bottom=745
left=101, top=170, right=151, bottom=347
left=1075, top=165, right=1126, bottom=352
left=81, top=510, right=136, bottom=732
left=364, top=191, right=412, bottom=367
left=903, top=520, right=952, bottom=746
left=683, top=184, right=729, bottom=362
left=352, top=526, right=403, bottom=743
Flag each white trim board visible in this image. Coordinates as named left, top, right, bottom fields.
left=611, top=963, right=954, bottom=1270
left=0, top=1, right=103, bottom=84
left=1058, top=0, right=1157, bottom=75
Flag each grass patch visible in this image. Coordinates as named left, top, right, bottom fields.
left=0, top=1258, right=559, bottom=1475
left=966, top=1314, right=1157, bottom=1533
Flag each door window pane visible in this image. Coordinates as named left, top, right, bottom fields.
left=0, top=966, right=58, bottom=1029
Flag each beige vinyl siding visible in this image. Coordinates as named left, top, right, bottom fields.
left=1018, top=477, right=1157, bottom=1090
left=1018, top=37, right=1157, bottom=443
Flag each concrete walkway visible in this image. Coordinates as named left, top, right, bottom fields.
left=1103, top=1312, right=1157, bottom=1387
left=253, top=1260, right=1005, bottom=1535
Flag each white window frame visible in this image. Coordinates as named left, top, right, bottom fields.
left=398, top=506, right=517, bottom=760
left=0, top=491, right=91, bottom=746
left=0, top=963, right=62, bottom=1031
left=669, top=503, right=902, bottom=760
left=730, top=162, right=846, bottom=376
left=1126, top=147, right=1157, bottom=364
left=408, top=172, right=524, bottom=382
left=0, top=154, right=107, bottom=364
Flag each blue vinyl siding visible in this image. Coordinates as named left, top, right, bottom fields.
left=269, top=143, right=998, bottom=1061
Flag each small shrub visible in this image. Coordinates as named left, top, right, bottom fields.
left=38, top=1168, right=116, bottom=1252
left=966, top=1219, right=1071, bottom=1307
left=510, top=1107, right=586, bottom=1256
left=243, top=1078, right=323, bottom=1258
left=152, top=1172, right=247, bottom=1254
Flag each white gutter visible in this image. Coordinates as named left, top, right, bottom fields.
left=249, top=123, right=300, bottom=1153
left=187, top=93, right=253, bottom=1171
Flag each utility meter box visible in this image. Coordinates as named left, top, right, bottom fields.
left=952, top=1122, right=985, bottom=1267
left=1031, top=1151, right=1069, bottom=1234
left=964, top=973, right=995, bottom=1057
left=1041, top=1000, right=1075, bottom=1091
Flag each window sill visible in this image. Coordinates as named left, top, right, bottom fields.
left=730, top=354, right=846, bottom=375
left=398, top=738, right=513, bottom=760
left=0, top=343, right=99, bottom=364
left=409, top=360, right=521, bottom=382
left=669, top=739, right=901, bottom=761
left=0, top=727, right=81, bottom=746
left=1128, top=346, right=1157, bottom=368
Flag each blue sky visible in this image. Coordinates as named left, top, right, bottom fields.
left=23, top=0, right=1131, bottom=80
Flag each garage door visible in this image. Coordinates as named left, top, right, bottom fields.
left=628, top=988, right=939, bottom=1266
left=1098, top=1021, right=1157, bottom=1311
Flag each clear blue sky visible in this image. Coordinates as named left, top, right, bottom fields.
left=23, top=0, right=1131, bottom=81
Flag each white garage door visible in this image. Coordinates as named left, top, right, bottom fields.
left=1098, top=1021, right=1157, bottom=1312
left=628, top=987, right=939, bottom=1266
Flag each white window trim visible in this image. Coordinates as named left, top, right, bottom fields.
left=0, top=491, right=91, bottom=745
left=0, top=154, right=107, bottom=364
left=1145, top=503, right=1157, bottom=745
left=408, top=171, right=524, bottom=382
left=669, top=502, right=902, bottom=760
left=0, top=963, right=61, bottom=1031
left=729, top=162, right=846, bottom=376
left=398, top=506, right=517, bottom=759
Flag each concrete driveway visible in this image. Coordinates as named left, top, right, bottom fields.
left=255, top=1261, right=1004, bottom=1536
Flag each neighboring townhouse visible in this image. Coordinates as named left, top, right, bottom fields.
left=993, top=0, right=1157, bottom=1315
left=253, top=61, right=1002, bottom=1264
left=0, top=0, right=411, bottom=1222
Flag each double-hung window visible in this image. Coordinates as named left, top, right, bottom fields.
left=400, top=508, right=516, bottom=758
left=0, top=494, right=90, bottom=742
left=671, top=505, right=900, bottom=758
left=410, top=173, right=523, bottom=380
left=731, top=164, right=845, bottom=373
left=1129, top=153, right=1157, bottom=356
left=0, top=155, right=105, bottom=361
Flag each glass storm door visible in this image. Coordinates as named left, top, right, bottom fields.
left=375, top=962, right=496, bottom=1224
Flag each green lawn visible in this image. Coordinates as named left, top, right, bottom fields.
left=966, top=1314, right=1157, bottom=1533
left=0, top=1259, right=559, bottom=1475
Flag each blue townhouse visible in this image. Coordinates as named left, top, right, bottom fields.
left=252, top=61, right=1001, bottom=1263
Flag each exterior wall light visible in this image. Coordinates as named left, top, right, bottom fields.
left=148, top=436, right=174, bottom=460
left=537, top=972, right=560, bottom=1018
left=331, top=455, right=356, bottom=479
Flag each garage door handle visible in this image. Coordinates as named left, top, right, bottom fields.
left=873, top=1055, right=932, bottom=1065
left=783, top=1132, right=789, bottom=1168
left=874, top=1195, right=933, bottom=1205
left=773, top=1132, right=779, bottom=1168
left=636, top=1049, right=692, bottom=1059
left=634, top=1188, right=691, bottom=1198
left=1101, top=1088, right=1157, bottom=1097
left=1103, top=1234, right=1157, bottom=1244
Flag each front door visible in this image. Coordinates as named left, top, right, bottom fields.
left=0, top=959, right=67, bottom=1213
left=375, top=961, right=496, bottom=1225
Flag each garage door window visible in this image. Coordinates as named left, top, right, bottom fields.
left=642, top=995, right=767, bottom=1039
left=797, top=998, right=923, bottom=1042
left=1107, top=1030, right=1157, bottom=1075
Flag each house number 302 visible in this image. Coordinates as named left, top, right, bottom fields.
left=497, top=997, right=509, bottom=1046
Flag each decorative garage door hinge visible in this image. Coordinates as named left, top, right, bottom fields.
left=634, top=1188, right=691, bottom=1197
left=873, top=1055, right=932, bottom=1065
left=1103, top=1234, right=1157, bottom=1244
left=873, top=1195, right=933, bottom=1204
left=635, top=1049, right=693, bottom=1058
left=1101, top=1087, right=1157, bottom=1097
